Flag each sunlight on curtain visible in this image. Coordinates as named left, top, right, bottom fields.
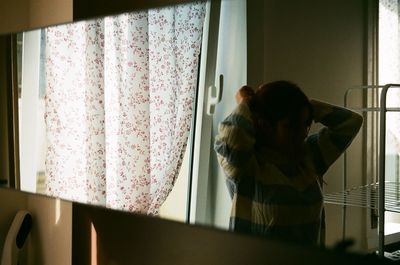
left=44, top=2, right=206, bottom=214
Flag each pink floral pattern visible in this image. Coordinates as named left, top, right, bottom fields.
left=44, top=2, right=206, bottom=215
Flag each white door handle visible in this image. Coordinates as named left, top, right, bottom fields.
left=206, top=74, right=223, bottom=116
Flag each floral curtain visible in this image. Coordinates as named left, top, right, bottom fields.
left=44, top=2, right=206, bottom=215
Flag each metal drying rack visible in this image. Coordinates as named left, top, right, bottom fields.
left=323, top=84, right=400, bottom=258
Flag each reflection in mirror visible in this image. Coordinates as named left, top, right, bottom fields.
left=8, top=0, right=400, bottom=259
left=17, top=1, right=207, bottom=222
left=203, top=0, right=400, bottom=258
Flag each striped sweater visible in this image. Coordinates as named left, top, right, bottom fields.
left=214, top=99, right=363, bottom=245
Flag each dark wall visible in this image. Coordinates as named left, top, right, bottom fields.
left=247, top=0, right=371, bottom=249
left=72, top=202, right=383, bottom=265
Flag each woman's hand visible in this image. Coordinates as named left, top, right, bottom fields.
left=235, top=86, right=255, bottom=104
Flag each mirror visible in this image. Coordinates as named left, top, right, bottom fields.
left=14, top=0, right=209, bottom=223
left=2, top=0, right=400, bottom=258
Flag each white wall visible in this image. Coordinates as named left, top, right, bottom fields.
left=0, top=0, right=29, bottom=34
left=0, top=188, right=72, bottom=265
left=0, top=188, right=28, bottom=263
left=27, top=194, right=72, bottom=265
left=0, top=0, right=72, bottom=34
left=28, top=0, right=72, bottom=30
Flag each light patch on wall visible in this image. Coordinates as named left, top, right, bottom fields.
left=91, top=223, right=98, bottom=265
left=55, top=198, right=61, bottom=224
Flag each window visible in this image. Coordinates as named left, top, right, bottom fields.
left=17, top=2, right=207, bottom=220
left=378, top=0, right=400, bottom=236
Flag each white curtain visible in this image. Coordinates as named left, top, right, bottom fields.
left=44, top=2, right=206, bottom=215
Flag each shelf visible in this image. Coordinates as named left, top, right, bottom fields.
left=324, top=182, right=400, bottom=213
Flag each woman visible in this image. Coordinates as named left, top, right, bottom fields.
left=214, top=80, right=363, bottom=245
